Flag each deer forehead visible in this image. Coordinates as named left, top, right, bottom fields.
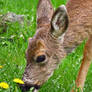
left=34, top=45, right=46, bottom=56
left=28, top=38, right=46, bottom=55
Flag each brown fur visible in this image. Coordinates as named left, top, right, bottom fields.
left=24, top=25, right=66, bottom=86
left=64, top=0, right=92, bottom=53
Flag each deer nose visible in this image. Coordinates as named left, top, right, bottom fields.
left=19, top=84, right=31, bottom=92
left=19, top=84, right=40, bottom=92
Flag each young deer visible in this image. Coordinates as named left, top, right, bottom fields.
left=20, top=0, right=92, bottom=92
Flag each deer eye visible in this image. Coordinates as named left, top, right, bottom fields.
left=36, top=55, right=46, bottom=63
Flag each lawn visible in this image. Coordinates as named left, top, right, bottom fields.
left=0, top=0, right=92, bottom=92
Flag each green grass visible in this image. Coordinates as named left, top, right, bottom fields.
left=0, top=0, right=92, bottom=92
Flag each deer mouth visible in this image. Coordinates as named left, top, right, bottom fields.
left=19, top=83, right=40, bottom=92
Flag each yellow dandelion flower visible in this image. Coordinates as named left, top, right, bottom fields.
left=0, top=66, right=3, bottom=69
left=0, top=82, right=9, bottom=89
left=13, top=78, right=24, bottom=84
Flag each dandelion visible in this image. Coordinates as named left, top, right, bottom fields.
left=0, top=82, right=9, bottom=89
left=0, top=66, right=3, bottom=69
left=13, top=78, right=24, bottom=84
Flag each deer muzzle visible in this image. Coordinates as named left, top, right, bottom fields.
left=19, top=83, right=40, bottom=92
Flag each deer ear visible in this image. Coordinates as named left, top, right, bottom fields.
left=51, top=5, right=69, bottom=38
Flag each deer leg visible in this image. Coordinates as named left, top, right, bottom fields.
left=72, top=36, right=92, bottom=92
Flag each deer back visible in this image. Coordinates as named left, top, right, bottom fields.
left=64, top=0, right=92, bottom=53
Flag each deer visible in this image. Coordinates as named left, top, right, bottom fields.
left=19, top=0, right=92, bottom=92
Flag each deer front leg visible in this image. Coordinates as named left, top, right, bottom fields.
left=72, top=36, right=92, bottom=92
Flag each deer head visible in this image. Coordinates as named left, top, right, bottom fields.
left=20, top=0, right=69, bottom=92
